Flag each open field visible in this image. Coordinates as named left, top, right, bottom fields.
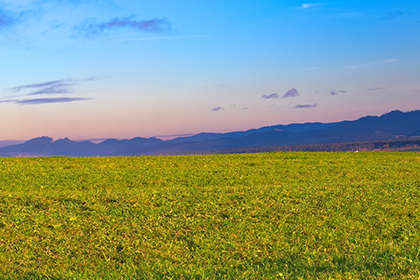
left=0, top=152, right=420, bottom=279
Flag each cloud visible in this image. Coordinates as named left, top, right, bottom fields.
left=330, top=89, right=347, bottom=95
left=283, top=88, right=299, bottom=98
left=10, top=79, right=73, bottom=92
left=347, top=59, right=398, bottom=69
left=261, top=93, right=279, bottom=99
left=29, top=85, right=73, bottom=95
left=9, top=77, right=98, bottom=95
left=381, top=10, right=414, bottom=20
left=299, top=3, right=324, bottom=9
left=262, top=89, right=299, bottom=99
left=2, top=77, right=98, bottom=105
left=0, top=97, right=91, bottom=105
left=16, top=97, right=92, bottom=105
left=211, top=107, right=223, bottom=111
left=75, top=17, right=171, bottom=38
left=366, top=87, right=383, bottom=91
left=294, top=104, right=317, bottom=109
left=0, top=99, right=17, bottom=103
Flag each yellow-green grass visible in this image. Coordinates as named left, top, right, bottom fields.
left=0, top=152, right=419, bottom=279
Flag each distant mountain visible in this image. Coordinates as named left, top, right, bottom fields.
left=0, top=140, right=24, bottom=148
left=96, top=137, right=163, bottom=156
left=1, top=110, right=420, bottom=157
left=166, top=122, right=338, bottom=144
left=0, top=136, right=162, bottom=157
left=0, top=136, right=97, bottom=157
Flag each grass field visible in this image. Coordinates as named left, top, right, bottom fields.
left=0, top=152, right=419, bottom=279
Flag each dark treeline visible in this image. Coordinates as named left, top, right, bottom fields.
left=163, top=137, right=420, bottom=155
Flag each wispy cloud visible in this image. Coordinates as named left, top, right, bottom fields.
left=347, top=59, right=398, bottom=69
left=29, top=86, right=73, bottom=95
left=295, top=104, right=317, bottom=109
left=2, top=77, right=98, bottom=105
left=366, top=87, right=384, bottom=91
left=211, top=107, right=223, bottom=111
left=0, top=99, right=17, bottom=103
left=10, top=79, right=74, bottom=93
left=9, top=77, right=97, bottom=95
left=16, top=97, right=91, bottom=105
left=0, top=97, right=91, bottom=105
left=283, top=88, right=299, bottom=98
left=299, top=3, right=324, bottom=9
left=261, top=93, right=279, bottom=99
left=330, top=89, right=347, bottom=95
left=75, top=17, right=171, bottom=38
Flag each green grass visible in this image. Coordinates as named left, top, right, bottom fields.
left=0, top=152, right=419, bottom=279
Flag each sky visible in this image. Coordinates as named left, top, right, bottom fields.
left=0, top=0, right=419, bottom=141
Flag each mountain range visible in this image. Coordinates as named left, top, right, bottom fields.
left=1, top=110, right=420, bottom=157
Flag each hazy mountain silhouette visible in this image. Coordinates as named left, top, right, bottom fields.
left=1, top=110, right=419, bottom=157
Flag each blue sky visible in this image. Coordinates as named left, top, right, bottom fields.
left=0, top=0, right=419, bottom=140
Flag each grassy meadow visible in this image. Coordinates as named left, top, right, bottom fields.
left=0, top=152, right=419, bottom=279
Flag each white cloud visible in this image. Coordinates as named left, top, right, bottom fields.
left=300, top=3, right=324, bottom=9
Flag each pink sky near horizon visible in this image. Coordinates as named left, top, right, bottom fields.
left=1, top=101, right=416, bottom=142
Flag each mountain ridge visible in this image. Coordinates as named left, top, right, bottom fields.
left=1, top=109, right=419, bottom=157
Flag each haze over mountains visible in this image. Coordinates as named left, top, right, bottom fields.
left=1, top=110, right=420, bottom=157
